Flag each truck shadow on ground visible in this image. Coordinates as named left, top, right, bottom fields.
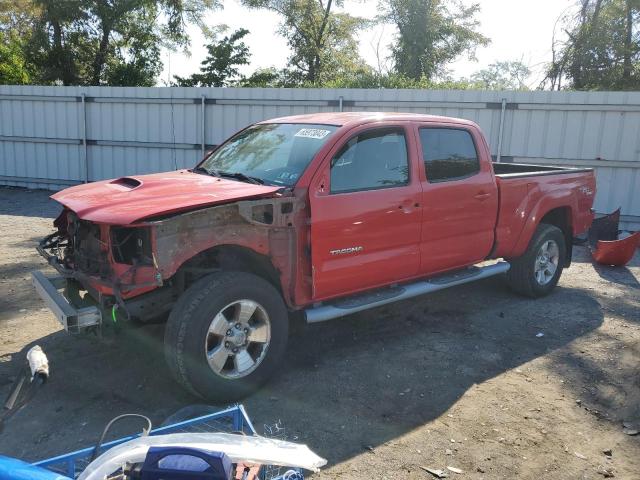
left=0, top=276, right=605, bottom=468
left=263, top=279, right=606, bottom=466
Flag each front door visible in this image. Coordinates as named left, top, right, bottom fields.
left=309, top=125, right=423, bottom=301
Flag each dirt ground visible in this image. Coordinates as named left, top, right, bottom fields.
left=0, top=186, right=638, bottom=479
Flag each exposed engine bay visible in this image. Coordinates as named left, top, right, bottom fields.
left=37, top=210, right=162, bottom=322
left=40, top=212, right=108, bottom=277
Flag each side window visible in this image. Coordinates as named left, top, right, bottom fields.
left=419, top=128, right=479, bottom=182
left=330, top=128, right=409, bottom=193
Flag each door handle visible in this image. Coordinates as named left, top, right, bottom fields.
left=397, top=202, right=420, bottom=212
left=474, top=192, right=491, bottom=201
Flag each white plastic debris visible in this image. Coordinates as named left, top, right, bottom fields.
left=536, top=332, right=545, bottom=338
left=26, top=345, right=49, bottom=380
left=420, top=466, right=448, bottom=478
left=78, top=432, right=327, bottom=480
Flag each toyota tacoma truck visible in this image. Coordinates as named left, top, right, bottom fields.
left=33, top=112, right=596, bottom=400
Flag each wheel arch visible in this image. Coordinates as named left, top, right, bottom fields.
left=173, top=244, right=283, bottom=294
left=510, top=202, right=574, bottom=267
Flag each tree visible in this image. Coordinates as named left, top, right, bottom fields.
left=0, top=1, right=42, bottom=84
left=316, top=69, right=491, bottom=88
left=85, top=0, right=219, bottom=85
left=103, top=13, right=163, bottom=87
left=0, top=31, right=31, bottom=84
left=239, top=67, right=282, bottom=87
left=0, top=0, right=219, bottom=86
left=543, top=0, right=640, bottom=90
left=241, top=0, right=368, bottom=84
left=174, top=28, right=251, bottom=86
left=21, top=0, right=84, bottom=85
left=380, top=0, right=489, bottom=80
left=238, top=67, right=301, bottom=87
left=470, top=60, right=530, bottom=90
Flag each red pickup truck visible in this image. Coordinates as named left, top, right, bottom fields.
left=33, top=112, right=596, bottom=400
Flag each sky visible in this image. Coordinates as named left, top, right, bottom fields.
left=159, top=0, right=577, bottom=88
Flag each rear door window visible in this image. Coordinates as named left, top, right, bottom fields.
left=419, top=128, right=479, bottom=182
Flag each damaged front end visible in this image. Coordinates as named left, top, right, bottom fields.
left=33, top=194, right=306, bottom=334
left=34, top=210, right=165, bottom=333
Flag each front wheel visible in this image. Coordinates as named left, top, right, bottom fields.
left=506, top=224, right=566, bottom=298
left=164, top=271, right=288, bottom=401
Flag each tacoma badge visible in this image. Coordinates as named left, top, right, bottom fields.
left=329, top=246, right=363, bottom=255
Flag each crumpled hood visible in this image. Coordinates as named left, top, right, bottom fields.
left=52, top=170, right=281, bottom=224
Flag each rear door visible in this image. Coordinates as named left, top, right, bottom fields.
left=416, top=124, right=498, bottom=274
left=309, top=124, right=423, bottom=300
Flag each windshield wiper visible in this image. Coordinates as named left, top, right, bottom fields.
left=192, top=166, right=215, bottom=176
left=218, top=171, right=265, bottom=185
left=192, top=167, right=265, bottom=185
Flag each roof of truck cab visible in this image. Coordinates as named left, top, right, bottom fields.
left=260, top=111, right=476, bottom=127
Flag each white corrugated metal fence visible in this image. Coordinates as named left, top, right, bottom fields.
left=1, top=85, right=639, bottom=228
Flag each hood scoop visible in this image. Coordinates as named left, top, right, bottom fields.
left=110, top=177, right=142, bottom=189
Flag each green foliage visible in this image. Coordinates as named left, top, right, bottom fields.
left=238, top=67, right=300, bottom=87
left=238, top=65, right=529, bottom=90
left=318, top=70, right=480, bottom=89
left=0, top=31, right=31, bottom=84
left=241, top=0, right=368, bottom=84
left=545, top=0, right=640, bottom=90
left=380, top=0, right=489, bottom=80
left=174, top=28, right=251, bottom=86
left=0, top=1, right=41, bottom=85
left=104, top=17, right=163, bottom=87
left=470, top=60, right=530, bottom=90
left=161, top=0, right=222, bottom=47
left=0, top=0, right=219, bottom=86
left=238, top=68, right=282, bottom=87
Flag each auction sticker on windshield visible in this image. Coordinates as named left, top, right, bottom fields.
left=294, top=128, right=332, bottom=139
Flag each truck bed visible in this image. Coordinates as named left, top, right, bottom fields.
left=492, top=164, right=596, bottom=260
left=493, top=162, right=592, bottom=178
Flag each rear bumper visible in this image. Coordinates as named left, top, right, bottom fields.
left=31, top=271, right=102, bottom=333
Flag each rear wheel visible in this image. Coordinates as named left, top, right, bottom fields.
left=506, top=224, right=566, bottom=298
left=164, top=271, right=288, bottom=401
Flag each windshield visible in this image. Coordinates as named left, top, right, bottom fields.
left=198, top=123, right=338, bottom=186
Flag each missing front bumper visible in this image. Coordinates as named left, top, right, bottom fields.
left=31, top=271, right=102, bottom=333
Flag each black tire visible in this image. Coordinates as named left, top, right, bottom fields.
left=506, top=224, right=566, bottom=298
left=164, top=271, right=288, bottom=402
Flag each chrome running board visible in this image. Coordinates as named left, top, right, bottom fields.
left=304, top=261, right=510, bottom=323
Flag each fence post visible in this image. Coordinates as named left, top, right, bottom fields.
left=81, top=93, right=88, bottom=182
left=201, top=94, right=206, bottom=157
left=496, top=97, right=507, bottom=163
left=338, top=95, right=343, bottom=112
